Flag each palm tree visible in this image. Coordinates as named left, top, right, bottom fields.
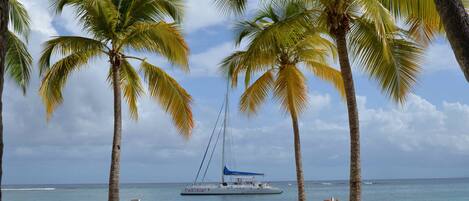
left=216, top=1, right=424, bottom=201
left=221, top=3, right=345, bottom=201
left=380, top=0, right=469, bottom=82
left=433, top=0, right=469, bottom=82
left=0, top=0, right=32, bottom=200
left=41, top=1, right=193, bottom=201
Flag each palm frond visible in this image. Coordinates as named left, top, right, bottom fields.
left=349, top=18, right=423, bottom=103
left=274, top=65, right=308, bottom=115
left=236, top=3, right=313, bottom=50
left=231, top=2, right=316, bottom=86
left=121, top=22, right=189, bottom=71
left=9, top=0, right=30, bottom=39
left=356, top=0, right=397, bottom=59
left=214, top=0, right=248, bottom=15
left=239, top=70, right=274, bottom=115
left=107, top=59, right=144, bottom=120
left=6, top=31, right=32, bottom=94
left=118, top=0, right=184, bottom=29
left=295, top=33, right=337, bottom=64
left=52, top=0, right=80, bottom=13
left=221, top=48, right=277, bottom=89
left=405, top=16, right=441, bottom=46
left=380, top=0, right=442, bottom=45
left=52, top=0, right=119, bottom=40
left=39, top=36, right=106, bottom=76
left=358, top=0, right=395, bottom=31
left=39, top=50, right=100, bottom=118
left=140, top=61, right=193, bottom=136
left=220, top=51, right=250, bottom=88
left=305, top=62, right=345, bottom=98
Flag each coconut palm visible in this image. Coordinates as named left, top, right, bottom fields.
left=379, top=0, right=469, bottom=82
left=216, top=1, right=424, bottom=201
left=0, top=0, right=32, bottom=200
left=41, top=1, right=193, bottom=201
left=222, top=3, right=344, bottom=201
left=433, top=0, right=469, bottom=82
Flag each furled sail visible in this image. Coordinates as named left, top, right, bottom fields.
left=223, top=166, right=264, bottom=176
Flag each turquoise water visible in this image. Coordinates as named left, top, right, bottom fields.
left=4, top=178, right=469, bottom=201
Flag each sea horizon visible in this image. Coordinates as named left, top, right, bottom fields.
left=4, top=177, right=469, bottom=201
left=4, top=176, right=469, bottom=186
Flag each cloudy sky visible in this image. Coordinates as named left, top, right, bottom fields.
left=4, top=0, right=469, bottom=185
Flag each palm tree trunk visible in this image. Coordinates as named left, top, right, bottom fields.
left=335, top=28, right=361, bottom=201
left=290, top=111, right=306, bottom=201
left=0, top=1, right=9, bottom=201
left=434, top=0, right=469, bottom=82
left=108, top=61, right=122, bottom=201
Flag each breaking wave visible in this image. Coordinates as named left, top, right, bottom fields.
left=2, top=188, right=56, bottom=191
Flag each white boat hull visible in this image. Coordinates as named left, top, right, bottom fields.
left=181, top=184, right=283, bottom=195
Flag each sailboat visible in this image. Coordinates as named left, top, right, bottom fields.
left=181, top=84, right=282, bottom=195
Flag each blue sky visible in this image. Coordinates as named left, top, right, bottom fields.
left=4, top=0, right=469, bottom=185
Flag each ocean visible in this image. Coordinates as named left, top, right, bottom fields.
left=4, top=178, right=469, bottom=201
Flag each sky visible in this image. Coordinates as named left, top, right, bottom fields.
left=4, top=0, right=469, bottom=185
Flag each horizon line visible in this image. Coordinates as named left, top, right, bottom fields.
left=4, top=176, right=469, bottom=186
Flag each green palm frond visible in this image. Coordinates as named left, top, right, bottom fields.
left=356, top=0, right=397, bottom=60
left=9, top=0, right=30, bottom=39
left=236, top=3, right=313, bottom=49
left=118, top=0, right=184, bottom=28
left=380, top=0, right=443, bottom=45
left=107, top=59, right=144, bottom=120
left=234, top=21, right=263, bottom=46
left=52, top=0, right=119, bottom=39
left=295, top=33, right=337, bottom=66
left=221, top=48, right=277, bottom=89
left=120, top=22, right=189, bottom=71
left=39, top=36, right=106, bottom=75
left=274, top=65, right=308, bottom=115
left=52, top=0, right=80, bottom=13
left=220, top=51, right=248, bottom=88
left=358, top=0, right=396, bottom=33
left=223, top=1, right=342, bottom=117
left=214, top=0, right=248, bottom=15
left=6, top=31, right=32, bottom=94
left=46, top=0, right=192, bottom=135
left=140, top=61, right=193, bottom=136
left=240, top=70, right=274, bottom=114
left=232, top=2, right=317, bottom=86
left=40, top=50, right=102, bottom=118
left=349, top=18, right=423, bottom=103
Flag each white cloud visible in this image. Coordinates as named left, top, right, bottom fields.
left=309, top=93, right=331, bottom=110
left=184, top=0, right=228, bottom=32
left=359, top=94, right=469, bottom=153
left=5, top=0, right=469, bottom=184
left=21, top=0, right=57, bottom=36
left=190, top=42, right=236, bottom=76
left=53, top=6, right=88, bottom=36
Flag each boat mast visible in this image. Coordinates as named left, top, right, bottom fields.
left=221, top=80, right=229, bottom=184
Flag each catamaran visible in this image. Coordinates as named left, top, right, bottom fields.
left=181, top=85, right=282, bottom=195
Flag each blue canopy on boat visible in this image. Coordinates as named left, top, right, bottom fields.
left=223, top=166, right=264, bottom=176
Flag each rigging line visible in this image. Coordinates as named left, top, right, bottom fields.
left=202, top=121, right=224, bottom=182
left=221, top=79, right=230, bottom=183
left=193, top=100, right=225, bottom=184
left=228, top=120, right=237, bottom=169
left=225, top=97, right=237, bottom=170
